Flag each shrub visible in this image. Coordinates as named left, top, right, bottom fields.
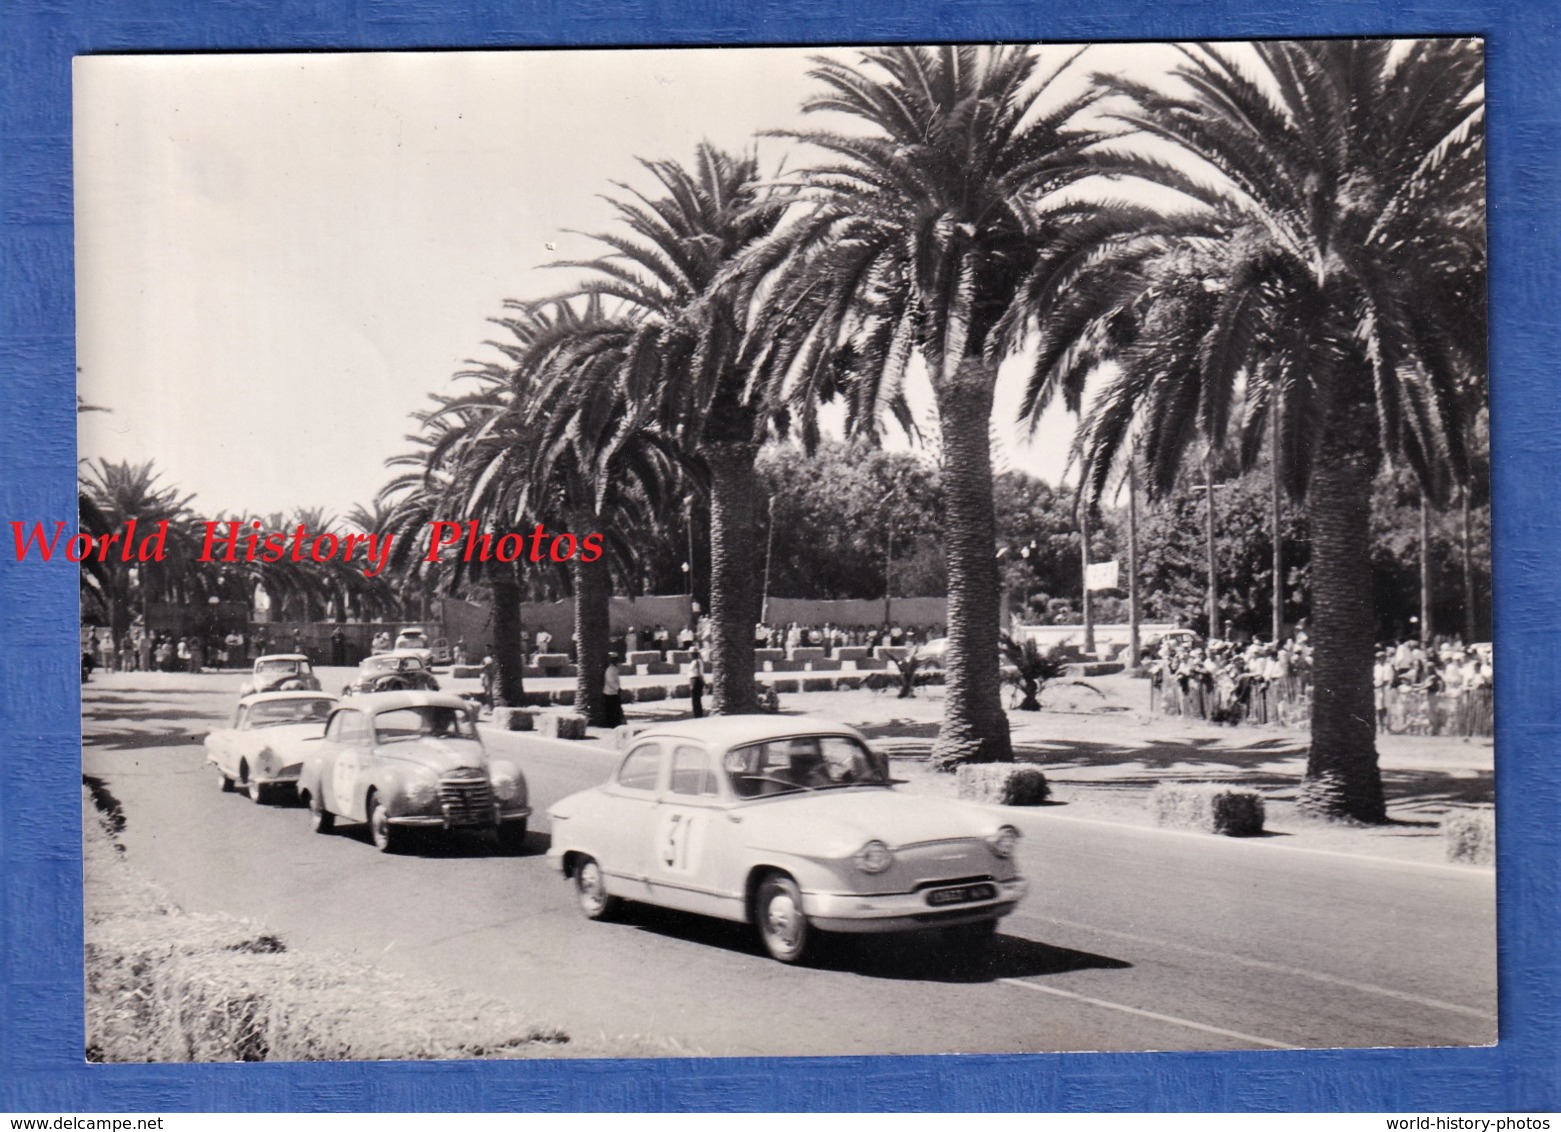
left=836, top=675, right=863, bottom=690
left=635, top=684, right=667, bottom=702
left=538, top=713, right=589, bottom=740
left=1151, top=783, right=1265, bottom=836
left=956, top=764, right=1049, bottom=806
left=549, top=688, right=575, bottom=706
left=801, top=677, right=835, bottom=693
left=489, top=707, right=534, bottom=732
left=1444, top=809, right=1495, bottom=865
left=772, top=678, right=799, bottom=694
left=862, top=672, right=893, bottom=691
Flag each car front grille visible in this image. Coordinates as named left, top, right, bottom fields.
left=439, top=772, right=493, bottom=825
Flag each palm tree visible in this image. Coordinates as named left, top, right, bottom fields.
left=551, top=144, right=789, bottom=715
left=376, top=385, right=536, bottom=707
left=79, top=460, right=203, bottom=639
left=1023, top=40, right=1486, bottom=821
left=745, top=46, right=1100, bottom=766
left=499, top=296, right=685, bottom=726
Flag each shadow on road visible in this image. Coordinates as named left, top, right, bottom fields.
left=604, top=901, right=1131, bottom=983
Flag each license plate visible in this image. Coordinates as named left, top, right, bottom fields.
left=926, top=883, right=997, bottom=907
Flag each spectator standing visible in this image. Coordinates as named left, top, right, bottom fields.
left=602, top=655, right=626, bottom=728
left=688, top=647, right=705, bottom=719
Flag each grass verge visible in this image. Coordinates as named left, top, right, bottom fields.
left=83, top=784, right=687, bottom=1061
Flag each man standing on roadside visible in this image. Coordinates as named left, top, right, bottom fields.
left=603, top=654, right=626, bottom=728
left=688, top=646, right=706, bottom=719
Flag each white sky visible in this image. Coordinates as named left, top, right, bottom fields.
left=74, top=44, right=1171, bottom=519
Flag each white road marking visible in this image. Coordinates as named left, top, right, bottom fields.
left=1013, top=911, right=1497, bottom=1022
left=997, top=977, right=1295, bottom=1049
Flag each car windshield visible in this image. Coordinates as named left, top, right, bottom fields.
left=246, top=699, right=332, bottom=728
left=256, top=659, right=304, bottom=674
left=723, top=735, right=889, bottom=798
left=364, top=655, right=422, bottom=672
left=373, top=705, right=476, bottom=744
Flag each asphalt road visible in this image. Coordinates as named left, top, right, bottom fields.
left=82, top=671, right=1498, bottom=1057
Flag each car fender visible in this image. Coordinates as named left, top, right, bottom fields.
left=732, top=848, right=843, bottom=919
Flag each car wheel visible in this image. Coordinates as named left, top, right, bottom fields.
left=495, top=821, right=529, bottom=854
left=307, top=791, right=334, bottom=834
left=246, top=777, right=271, bottom=805
left=217, top=769, right=235, bottom=793
left=368, top=796, right=401, bottom=853
left=755, top=873, right=813, bottom=964
left=574, top=856, right=619, bottom=921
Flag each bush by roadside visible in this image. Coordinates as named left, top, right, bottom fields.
left=1151, top=783, right=1266, bottom=837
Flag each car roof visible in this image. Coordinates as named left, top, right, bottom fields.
left=632, top=715, right=867, bottom=749
left=332, top=689, right=471, bottom=713
left=255, top=653, right=310, bottom=662
left=239, top=691, right=336, bottom=705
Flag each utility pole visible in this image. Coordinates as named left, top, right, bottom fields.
left=761, top=495, right=776, bottom=626
left=1205, top=447, right=1219, bottom=639
left=1420, top=493, right=1432, bottom=644
left=1080, top=492, right=1096, bottom=656
left=1462, top=482, right=1476, bottom=642
left=1272, top=402, right=1284, bottom=644
left=1127, top=454, right=1141, bottom=670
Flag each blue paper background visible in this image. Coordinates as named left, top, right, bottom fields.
left=1, top=0, right=1556, bottom=1113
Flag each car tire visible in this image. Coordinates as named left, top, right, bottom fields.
left=242, top=766, right=270, bottom=805
left=495, top=821, right=529, bottom=854
left=217, top=769, right=235, bottom=793
left=307, top=791, right=334, bottom=834
left=368, top=796, right=402, bottom=853
left=755, top=873, right=813, bottom=964
left=574, top=856, right=620, bottom=921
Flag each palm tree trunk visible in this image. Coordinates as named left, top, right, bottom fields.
left=705, top=442, right=760, bottom=714
left=490, top=571, right=526, bottom=707
left=931, top=360, right=1012, bottom=767
left=572, top=513, right=611, bottom=726
left=1299, top=392, right=1386, bottom=822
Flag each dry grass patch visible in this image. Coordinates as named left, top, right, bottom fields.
left=83, top=787, right=681, bottom=1061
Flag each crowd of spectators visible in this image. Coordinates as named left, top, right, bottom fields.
left=1146, top=627, right=1493, bottom=737
left=81, top=626, right=281, bottom=676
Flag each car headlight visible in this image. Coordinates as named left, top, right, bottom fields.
left=987, top=825, right=1020, bottom=859
left=491, top=769, right=521, bottom=803
left=852, top=839, right=893, bottom=874
left=406, top=776, right=438, bottom=808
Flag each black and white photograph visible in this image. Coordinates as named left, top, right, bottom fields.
left=73, top=40, right=1494, bottom=1061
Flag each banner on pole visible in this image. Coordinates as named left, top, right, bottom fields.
left=1085, top=559, right=1120, bottom=592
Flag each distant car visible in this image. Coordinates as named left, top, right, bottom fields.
left=547, top=717, right=1027, bottom=964
left=238, top=654, right=322, bottom=697
left=205, top=691, right=336, bottom=803
left=393, top=626, right=434, bottom=664
left=340, top=651, right=440, bottom=697
left=296, top=690, right=530, bottom=853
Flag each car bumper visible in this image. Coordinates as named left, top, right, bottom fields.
left=389, top=804, right=530, bottom=830
left=802, top=878, right=1027, bottom=933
